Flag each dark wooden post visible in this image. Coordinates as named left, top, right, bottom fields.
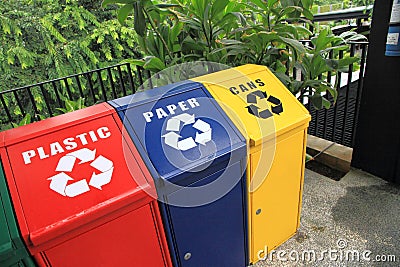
left=352, top=0, right=400, bottom=184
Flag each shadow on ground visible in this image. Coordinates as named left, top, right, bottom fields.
left=306, top=160, right=347, bottom=181
left=254, top=169, right=400, bottom=267
left=332, top=182, right=400, bottom=262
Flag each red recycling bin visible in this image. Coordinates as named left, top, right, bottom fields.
left=0, top=103, right=172, bottom=266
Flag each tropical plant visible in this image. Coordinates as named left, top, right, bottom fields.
left=101, top=0, right=311, bottom=70
left=103, top=0, right=367, bottom=109
left=214, top=0, right=313, bottom=69
left=56, top=97, right=86, bottom=114
left=102, top=0, right=248, bottom=68
left=288, top=29, right=366, bottom=108
left=12, top=113, right=33, bottom=128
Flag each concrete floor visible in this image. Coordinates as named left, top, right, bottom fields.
left=254, top=168, right=400, bottom=266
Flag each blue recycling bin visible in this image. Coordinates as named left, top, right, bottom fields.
left=108, top=81, right=248, bottom=267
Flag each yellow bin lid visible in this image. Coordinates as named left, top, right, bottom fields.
left=192, top=64, right=311, bottom=147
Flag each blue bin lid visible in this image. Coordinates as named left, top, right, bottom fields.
left=109, top=81, right=246, bottom=188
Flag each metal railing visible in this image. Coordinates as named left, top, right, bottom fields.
left=0, top=63, right=150, bottom=130
left=299, top=41, right=368, bottom=148
left=0, top=7, right=371, bottom=148
left=299, top=6, right=372, bottom=147
left=0, top=47, right=368, bottom=148
left=312, top=5, right=372, bottom=35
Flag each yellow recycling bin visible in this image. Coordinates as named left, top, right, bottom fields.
left=192, top=64, right=311, bottom=264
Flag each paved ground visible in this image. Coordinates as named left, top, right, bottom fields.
left=254, top=168, right=400, bottom=266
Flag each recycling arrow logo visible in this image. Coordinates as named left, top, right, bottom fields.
left=162, top=113, right=212, bottom=151
left=47, top=148, right=114, bottom=197
left=246, top=90, right=283, bottom=119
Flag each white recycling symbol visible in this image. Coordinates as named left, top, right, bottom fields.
left=162, top=113, right=212, bottom=151
left=47, top=148, right=114, bottom=197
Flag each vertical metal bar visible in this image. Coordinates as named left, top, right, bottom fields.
left=306, top=87, right=317, bottom=136
left=323, top=49, right=334, bottom=140
left=117, top=65, right=127, bottom=96
left=51, top=81, right=63, bottom=108
left=285, top=46, right=290, bottom=76
left=107, top=68, right=118, bottom=99
left=96, top=70, right=108, bottom=101
left=13, top=91, right=25, bottom=117
left=0, top=94, right=14, bottom=127
left=297, top=66, right=306, bottom=105
left=300, top=69, right=307, bottom=106
left=75, top=75, right=84, bottom=98
left=341, top=44, right=355, bottom=145
left=303, top=58, right=310, bottom=111
left=63, top=78, right=73, bottom=100
left=127, top=63, right=136, bottom=94
left=39, top=84, right=53, bottom=117
left=27, top=87, right=40, bottom=121
left=356, top=18, right=362, bottom=32
left=146, top=70, right=153, bottom=89
left=313, top=74, right=324, bottom=137
left=85, top=73, right=96, bottom=103
left=310, top=86, right=317, bottom=136
left=351, top=42, right=368, bottom=147
left=332, top=50, right=343, bottom=143
left=137, top=66, right=144, bottom=85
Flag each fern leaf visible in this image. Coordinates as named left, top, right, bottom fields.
left=0, top=16, right=11, bottom=34
left=101, top=44, right=113, bottom=61
left=6, top=49, right=15, bottom=65
left=79, top=43, right=99, bottom=65
left=40, top=18, right=67, bottom=43
left=80, top=8, right=101, bottom=27
left=71, top=7, right=86, bottom=30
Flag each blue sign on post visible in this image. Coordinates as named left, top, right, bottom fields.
left=109, top=81, right=248, bottom=267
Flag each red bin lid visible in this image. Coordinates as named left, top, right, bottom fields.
left=0, top=103, right=155, bottom=251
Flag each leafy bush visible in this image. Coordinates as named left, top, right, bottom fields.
left=103, top=0, right=367, bottom=109
left=0, top=0, right=145, bottom=129
left=0, top=0, right=140, bottom=92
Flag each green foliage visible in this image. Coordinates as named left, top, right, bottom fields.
left=0, top=0, right=370, bottom=130
left=103, top=0, right=367, bottom=110
left=56, top=97, right=86, bottom=114
left=285, top=29, right=367, bottom=109
left=102, top=0, right=249, bottom=70
left=214, top=0, right=313, bottom=68
left=0, top=0, right=140, bottom=92
left=0, top=0, right=143, bottom=128
left=11, top=113, right=32, bottom=128
left=101, top=0, right=313, bottom=71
